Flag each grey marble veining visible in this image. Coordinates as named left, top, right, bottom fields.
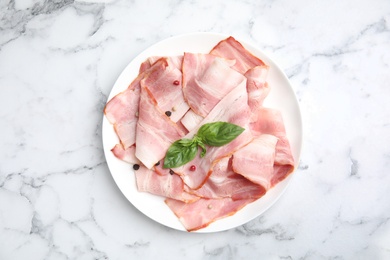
left=1, top=0, right=390, bottom=259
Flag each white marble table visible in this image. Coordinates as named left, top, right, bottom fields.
left=1, top=0, right=389, bottom=259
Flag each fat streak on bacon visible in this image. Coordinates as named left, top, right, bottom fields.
left=104, top=36, right=295, bottom=231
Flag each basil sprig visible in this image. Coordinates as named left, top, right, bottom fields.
left=197, top=121, right=246, bottom=147
left=163, top=122, right=245, bottom=169
left=163, top=139, right=198, bottom=170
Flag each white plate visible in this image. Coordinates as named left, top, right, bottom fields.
left=102, top=32, right=302, bottom=233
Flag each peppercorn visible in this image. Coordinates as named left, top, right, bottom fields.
left=165, top=111, right=172, bottom=117
left=190, top=165, right=196, bottom=171
left=173, top=80, right=180, bottom=85
left=133, top=164, right=140, bottom=170
left=169, top=169, right=174, bottom=175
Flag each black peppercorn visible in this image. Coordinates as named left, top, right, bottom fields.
left=165, top=111, right=172, bottom=117
left=169, top=169, right=174, bottom=175
left=133, top=164, right=140, bottom=170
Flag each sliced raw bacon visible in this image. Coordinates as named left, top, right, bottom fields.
left=139, top=59, right=151, bottom=74
left=111, top=144, right=140, bottom=165
left=210, top=37, right=270, bottom=115
left=153, top=162, right=172, bottom=176
left=135, top=166, right=199, bottom=203
left=180, top=109, right=204, bottom=132
left=140, top=56, right=183, bottom=74
left=148, top=55, right=183, bottom=71
left=141, top=58, right=189, bottom=122
left=105, top=59, right=181, bottom=150
left=250, top=108, right=295, bottom=186
left=135, top=85, right=186, bottom=169
left=105, top=36, right=297, bottom=232
left=232, top=134, right=278, bottom=190
left=245, top=65, right=270, bottom=112
left=172, top=81, right=253, bottom=190
left=210, top=36, right=265, bottom=74
left=273, top=164, right=294, bottom=186
left=104, top=77, right=141, bottom=149
left=182, top=53, right=246, bottom=117
left=165, top=197, right=255, bottom=232
left=187, top=157, right=266, bottom=200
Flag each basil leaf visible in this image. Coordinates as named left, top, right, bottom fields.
left=197, top=121, right=245, bottom=146
left=163, top=139, right=198, bottom=168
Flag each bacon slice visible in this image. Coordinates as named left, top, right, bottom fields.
left=182, top=53, right=246, bottom=117
left=250, top=108, right=295, bottom=186
left=245, top=65, right=270, bottom=113
left=232, top=134, right=278, bottom=190
left=165, top=197, right=255, bottom=231
left=210, top=36, right=265, bottom=74
left=139, top=60, right=152, bottom=74
left=172, top=81, right=253, bottom=189
left=148, top=55, right=183, bottom=71
left=111, top=144, right=140, bottom=164
left=153, top=162, right=172, bottom=176
left=105, top=59, right=177, bottom=150
left=187, top=157, right=266, bottom=200
left=135, top=166, right=199, bottom=203
left=210, top=37, right=269, bottom=114
left=141, top=58, right=189, bottom=122
left=272, top=164, right=294, bottom=186
left=135, top=85, right=186, bottom=169
left=104, top=78, right=141, bottom=149
left=180, top=109, right=204, bottom=132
